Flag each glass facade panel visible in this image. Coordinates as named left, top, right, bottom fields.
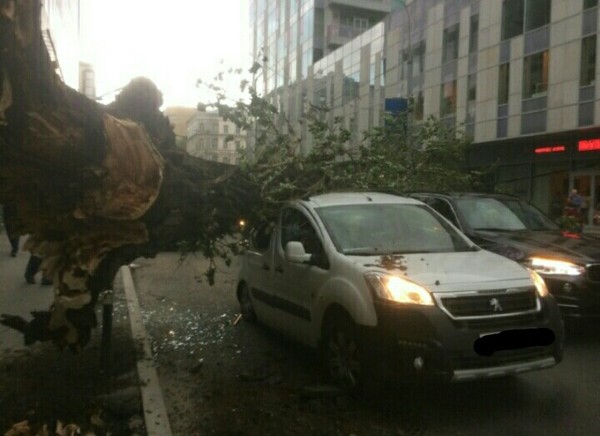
left=580, top=35, right=597, bottom=86
left=469, top=14, right=479, bottom=53
left=467, top=73, right=477, bottom=102
left=525, top=0, right=550, bottom=31
left=498, top=63, right=510, bottom=104
left=523, top=51, right=549, bottom=98
left=443, top=24, right=459, bottom=63
left=502, top=0, right=524, bottom=40
left=440, top=80, right=457, bottom=116
left=414, top=91, right=424, bottom=121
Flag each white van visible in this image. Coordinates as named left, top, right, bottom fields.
left=236, top=192, right=564, bottom=390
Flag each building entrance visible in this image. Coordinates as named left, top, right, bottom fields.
left=570, top=172, right=600, bottom=228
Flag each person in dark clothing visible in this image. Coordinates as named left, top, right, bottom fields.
left=2, top=202, right=20, bottom=256
left=24, top=254, right=52, bottom=285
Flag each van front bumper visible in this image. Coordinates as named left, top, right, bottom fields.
left=362, top=296, right=564, bottom=382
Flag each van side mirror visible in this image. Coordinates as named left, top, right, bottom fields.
left=285, top=241, right=312, bottom=263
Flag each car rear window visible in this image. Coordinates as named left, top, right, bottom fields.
left=455, top=197, right=559, bottom=231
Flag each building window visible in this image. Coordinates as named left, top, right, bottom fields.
left=315, top=86, right=326, bottom=106
left=413, top=91, right=424, bottom=121
left=82, top=70, right=95, bottom=98
left=402, top=42, right=426, bottom=81
left=301, top=48, right=312, bottom=78
left=442, top=24, right=459, bottom=64
left=301, top=10, right=313, bottom=43
left=440, top=81, right=457, bottom=117
left=498, top=63, right=510, bottom=104
left=523, top=51, right=549, bottom=98
left=584, top=0, right=598, bottom=9
left=502, top=0, right=550, bottom=40
left=525, top=0, right=551, bottom=31
left=198, top=123, right=205, bottom=133
left=502, top=0, right=524, bottom=40
left=467, top=75, right=477, bottom=127
left=290, top=57, right=297, bottom=84
left=469, top=15, right=479, bottom=54
left=224, top=124, right=229, bottom=134
left=329, top=81, right=335, bottom=107
left=353, top=17, right=369, bottom=32
left=414, top=43, right=425, bottom=76
left=211, top=137, right=218, bottom=149
left=581, top=35, right=597, bottom=86
left=467, top=74, right=477, bottom=102
left=343, top=71, right=359, bottom=104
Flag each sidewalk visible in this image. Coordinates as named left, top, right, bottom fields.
left=0, top=233, right=168, bottom=435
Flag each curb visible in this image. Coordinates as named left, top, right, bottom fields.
left=120, top=265, right=173, bottom=436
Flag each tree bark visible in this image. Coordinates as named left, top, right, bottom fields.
left=0, top=0, right=255, bottom=351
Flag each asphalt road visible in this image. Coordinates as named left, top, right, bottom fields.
left=2, top=230, right=598, bottom=435
left=130, top=251, right=600, bottom=436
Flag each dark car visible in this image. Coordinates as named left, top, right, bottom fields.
left=408, top=192, right=600, bottom=320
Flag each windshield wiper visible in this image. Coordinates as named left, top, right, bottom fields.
left=343, top=248, right=382, bottom=255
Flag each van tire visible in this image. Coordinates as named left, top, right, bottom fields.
left=322, top=311, right=365, bottom=392
left=238, top=284, right=256, bottom=323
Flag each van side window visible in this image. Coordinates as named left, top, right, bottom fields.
left=281, top=208, right=323, bottom=255
left=250, top=223, right=273, bottom=252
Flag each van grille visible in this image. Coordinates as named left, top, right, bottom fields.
left=439, top=288, right=538, bottom=318
left=453, top=312, right=543, bottom=330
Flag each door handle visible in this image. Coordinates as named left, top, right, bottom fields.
left=262, top=263, right=270, bottom=271
left=275, top=265, right=284, bottom=273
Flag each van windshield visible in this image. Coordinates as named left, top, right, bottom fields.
left=316, top=203, right=474, bottom=255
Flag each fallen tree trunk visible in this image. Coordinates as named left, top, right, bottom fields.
left=0, top=0, right=256, bottom=350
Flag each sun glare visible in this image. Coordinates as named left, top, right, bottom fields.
left=82, top=0, right=251, bottom=108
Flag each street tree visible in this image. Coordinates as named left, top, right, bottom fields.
left=0, top=0, right=482, bottom=351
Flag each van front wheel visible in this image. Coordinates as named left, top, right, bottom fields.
left=322, top=312, right=364, bottom=391
left=238, top=284, right=256, bottom=323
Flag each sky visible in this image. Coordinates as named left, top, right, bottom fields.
left=81, top=0, right=252, bottom=108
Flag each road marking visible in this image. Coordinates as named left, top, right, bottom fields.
left=121, top=265, right=173, bottom=436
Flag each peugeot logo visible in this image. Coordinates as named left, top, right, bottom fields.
left=490, top=297, right=503, bottom=312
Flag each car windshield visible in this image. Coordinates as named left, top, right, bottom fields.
left=316, top=203, right=474, bottom=255
left=455, top=197, right=559, bottom=231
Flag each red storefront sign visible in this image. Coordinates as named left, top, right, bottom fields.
left=578, top=139, right=600, bottom=152
left=534, top=145, right=565, bottom=154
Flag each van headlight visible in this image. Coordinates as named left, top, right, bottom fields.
left=527, top=257, right=585, bottom=276
left=528, top=268, right=549, bottom=298
left=365, top=272, right=434, bottom=306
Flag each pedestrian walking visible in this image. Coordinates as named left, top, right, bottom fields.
left=1, top=202, right=20, bottom=256
left=566, top=189, right=586, bottom=231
